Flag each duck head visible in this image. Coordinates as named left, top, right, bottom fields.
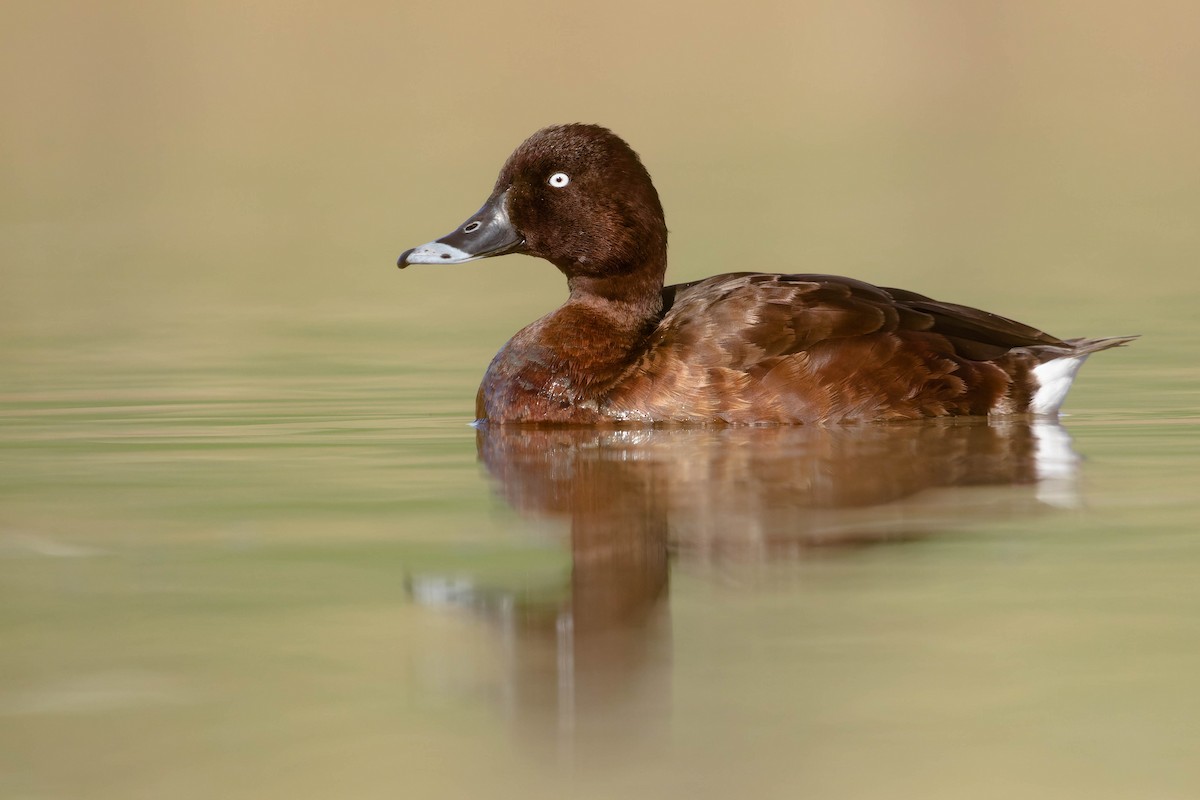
left=398, top=124, right=668, bottom=300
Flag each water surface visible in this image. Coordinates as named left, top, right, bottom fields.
left=3, top=313, right=1198, bottom=799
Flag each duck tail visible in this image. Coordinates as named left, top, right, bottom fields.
left=1061, top=335, right=1141, bottom=356
left=1029, top=335, right=1138, bottom=415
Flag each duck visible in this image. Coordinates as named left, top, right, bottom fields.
left=397, top=124, right=1134, bottom=425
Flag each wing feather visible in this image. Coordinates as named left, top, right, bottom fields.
left=605, top=273, right=1054, bottom=423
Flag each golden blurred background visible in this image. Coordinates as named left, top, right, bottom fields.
left=3, top=0, right=1198, bottom=354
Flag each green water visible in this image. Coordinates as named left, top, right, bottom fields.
left=3, top=298, right=1199, bottom=799
left=5, top=2, right=1200, bottom=797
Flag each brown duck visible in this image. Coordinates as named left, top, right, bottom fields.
left=398, top=124, right=1134, bottom=425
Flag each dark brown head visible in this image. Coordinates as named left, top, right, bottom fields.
left=398, top=125, right=668, bottom=299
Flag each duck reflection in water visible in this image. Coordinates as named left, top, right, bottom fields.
left=407, top=420, right=1081, bottom=754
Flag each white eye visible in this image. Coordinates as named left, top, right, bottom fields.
left=548, top=172, right=570, bottom=188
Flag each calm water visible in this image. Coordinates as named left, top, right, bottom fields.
left=2, top=305, right=1199, bottom=799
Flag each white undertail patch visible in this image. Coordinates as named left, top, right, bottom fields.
left=1031, top=355, right=1089, bottom=416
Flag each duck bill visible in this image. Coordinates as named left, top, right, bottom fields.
left=397, top=189, right=524, bottom=268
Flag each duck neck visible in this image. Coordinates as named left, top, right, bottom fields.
left=564, top=242, right=668, bottom=326
left=566, top=273, right=663, bottom=324
left=542, top=252, right=664, bottom=392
